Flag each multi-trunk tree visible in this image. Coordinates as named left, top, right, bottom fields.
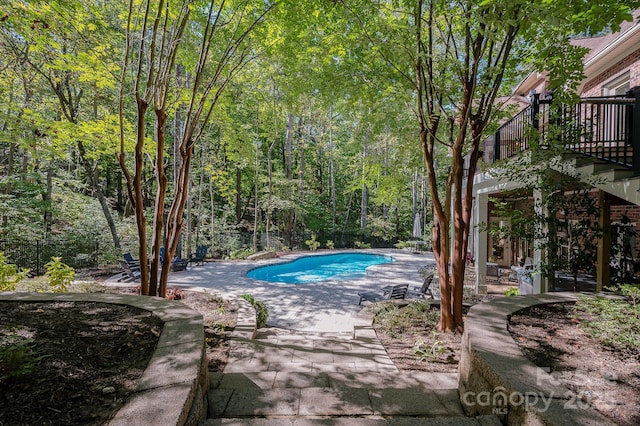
left=339, top=0, right=639, bottom=331
left=118, top=0, right=276, bottom=297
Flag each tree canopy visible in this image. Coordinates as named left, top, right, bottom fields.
left=1, top=0, right=638, bottom=307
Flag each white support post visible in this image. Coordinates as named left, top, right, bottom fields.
left=474, top=193, right=489, bottom=295
left=533, top=188, right=548, bottom=294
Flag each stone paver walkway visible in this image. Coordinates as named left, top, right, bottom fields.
left=108, top=249, right=500, bottom=424
left=202, top=311, right=490, bottom=425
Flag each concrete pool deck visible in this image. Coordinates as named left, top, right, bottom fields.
left=156, top=248, right=435, bottom=332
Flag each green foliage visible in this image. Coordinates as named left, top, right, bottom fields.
left=0, top=252, right=30, bottom=292
left=413, top=331, right=445, bottom=361
left=241, top=294, right=269, bottom=328
left=44, top=257, right=75, bottom=293
left=241, top=294, right=255, bottom=305
left=0, top=332, right=46, bottom=381
left=504, top=288, right=519, bottom=297
left=394, top=241, right=410, bottom=249
left=374, top=301, right=439, bottom=338
left=574, top=296, right=640, bottom=354
left=325, top=240, right=335, bottom=250
left=618, top=284, right=640, bottom=306
left=229, top=247, right=254, bottom=260
left=305, top=234, right=320, bottom=251
left=254, top=300, right=269, bottom=329
left=354, top=241, right=371, bottom=249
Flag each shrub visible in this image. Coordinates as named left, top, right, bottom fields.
left=325, top=240, right=335, bottom=250
left=394, top=241, right=410, bottom=249
left=45, top=257, right=75, bottom=293
left=241, top=294, right=269, bottom=328
left=374, top=301, right=438, bottom=338
left=504, top=288, right=519, bottom=297
left=618, top=284, right=640, bottom=306
left=229, top=247, right=254, bottom=260
left=305, top=234, right=320, bottom=251
left=0, top=252, right=30, bottom=292
left=0, top=333, right=45, bottom=381
left=354, top=241, right=371, bottom=249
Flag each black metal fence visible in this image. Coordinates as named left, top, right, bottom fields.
left=484, top=88, right=640, bottom=172
left=0, top=239, right=99, bottom=276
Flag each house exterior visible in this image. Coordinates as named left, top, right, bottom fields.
left=469, top=10, right=640, bottom=295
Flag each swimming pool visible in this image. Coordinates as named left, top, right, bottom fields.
left=247, top=252, right=394, bottom=284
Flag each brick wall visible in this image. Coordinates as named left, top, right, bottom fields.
left=582, top=48, right=640, bottom=96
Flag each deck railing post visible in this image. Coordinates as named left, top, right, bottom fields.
left=493, top=131, right=501, bottom=161
left=629, top=87, right=640, bottom=175
left=530, top=93, right=540, bottom=131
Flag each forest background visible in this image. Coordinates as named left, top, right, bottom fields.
left=0, top=0, right=440, bottom=265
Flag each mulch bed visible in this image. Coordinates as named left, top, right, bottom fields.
left=0, top=301, right=162, bottom=425
left=0, top=287, right=237, bottom=425
left=508, top=302, right=640, bottom=426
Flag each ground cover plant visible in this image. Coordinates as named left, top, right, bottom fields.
left=372, top=300, right=461, bottom=372
left=509, top=297, right=640, bottom=425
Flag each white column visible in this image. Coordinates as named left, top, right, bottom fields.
left=474, top=193, right=489, bottom=295
left=533, top=188, right=548, bottom=294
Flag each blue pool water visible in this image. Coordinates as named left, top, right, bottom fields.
left=247, top=252, right=394, bottom=284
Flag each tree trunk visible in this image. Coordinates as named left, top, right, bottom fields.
left=44, top=163, right=53, bottom=239
left=236, top=167, right=242, bottom=224
left=329, top=106, right=336, bottom=230
left=360, top=145, right=368, bottom=230
left=77, top=140, right=121, bottom=250
left=253, top=142, right=260, bottom=253
left=284, top=112, right=295, bottom=246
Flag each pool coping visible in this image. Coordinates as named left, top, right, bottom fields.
left=244, top=251, right=395, bottom=284
left=0, top=292, right=208, bottom=426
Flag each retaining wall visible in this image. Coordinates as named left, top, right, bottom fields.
left=0, top=292, right=208, bottom=426
left=459, top=292, right=615, bottom=425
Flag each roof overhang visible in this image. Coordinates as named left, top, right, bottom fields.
left=577, top=24, right=640, bottom=93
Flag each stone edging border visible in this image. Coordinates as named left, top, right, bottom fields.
left=0, top=292, right=207, bottom=426
left=232, top=296, right=258, bottom=340
left=459, top=292, right=613, bottom=425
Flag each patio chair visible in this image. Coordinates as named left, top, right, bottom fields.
left=408, top=273, right=435, bottom=299
left=189, top=245, right=209, bottom=266
left=358, top=284, right=409, bottom=305
left=118, top=260, right=140, bottom=281
left=122, top=252, right=140, bottom=267
left=170, top=256, right=189, bottom=272
left=486, top=262, right=507, bottom=285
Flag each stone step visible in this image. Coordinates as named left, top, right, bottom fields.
left=207, top=386, right=466, bottom=419
left=202, top=415, right=502, bottom=425
left=209, top=371, right=459, bottom=391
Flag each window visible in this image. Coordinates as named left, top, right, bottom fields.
left=602, top=72, right=630, bottom=96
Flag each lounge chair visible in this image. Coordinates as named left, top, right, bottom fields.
left=189, top=245, right=209, bottom=266
left=170, top=256, right=189, bottom=272
left=118, top=260, right=140, bottom=281
left=358, top=284, right=409, bottom=305
left=123, top=252, right=140, bottom=267
left=408, top=273, right=435, bottom=299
